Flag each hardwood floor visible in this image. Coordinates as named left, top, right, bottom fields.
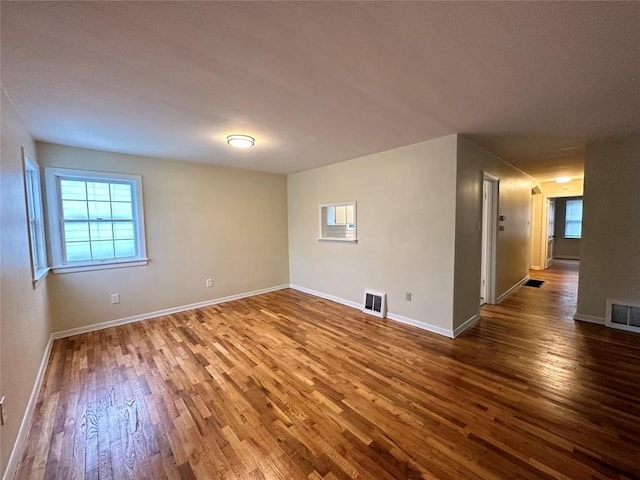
left=16, top=262, right=640, bottom=479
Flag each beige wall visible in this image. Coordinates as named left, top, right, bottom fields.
left=37, top=143, right=290, bottom=331
left=577, top=135, right=640, bottom=321
left=288, top=136, right=458, bottom=333
left=453, top=136, right=535, bottom=329
left=0, top=89, right=54, bottom=477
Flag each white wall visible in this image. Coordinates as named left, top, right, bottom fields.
left=577, top=135, right=640, bottom=322
left=453, top=136, right=535, bottom=329
left=37, top=143, right=290, bottom=332
left=288, top=136, right=458, bottom=333
left=0, top=89, right=54, bottom=477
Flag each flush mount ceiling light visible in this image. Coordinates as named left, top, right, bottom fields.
left=555, top=176, right=571, bottom=184
left=226, top=134, right=255, bottom=148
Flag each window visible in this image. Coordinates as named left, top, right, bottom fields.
left=565, top=198, right=583, bottom=239
left=45, top=168, right=148, bottom=273
left=319, top=201, right=357, bottom=242
left=23, top=154, right=48, bottom=284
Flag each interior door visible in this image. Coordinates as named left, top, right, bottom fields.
left=546, top=198, right=555, bottom=268
left=480, top=180, right=490, bottom=305
left=480, top=176, right=498, bottom=305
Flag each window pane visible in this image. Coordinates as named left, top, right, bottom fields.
left=90, top=222, right=114, bottom=241
left=64, top=223, right=90, bottom=242
left=112, top=202, right=133, bottom=220
left=110, top=183, right=132, bottom=202
left=335, top=205, right=346, bottom=224
left=565, top=198, right=583, bottom=239
left=91, top=240, right=115, bottom=259
left=62, top=200, right=88, bottom=220
left=86, top=181, right=111, bottom=201
left=87, top=200, right=112, bottom=219
left=114, top=239, right=136, bottom=257
left=60, top=180, right=87, bottom=200
left=66, top=241, right=92, bottom=262
left=113, top=222, right=134, bottom=240
left=565, top=221, right=582, bottom=238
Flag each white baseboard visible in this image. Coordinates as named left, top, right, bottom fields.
left=453, top=313, right=480, bottom=338
left=530, top=265, right=544, bottom=271
left=496, top=274, right=530, bottom=304
left=574, top=313, right=605, bottom=325
left=289, top=284, right=362, bottom=310
left=53, top=284, right=290, bottom=339
left=289, top=284, right=455, bottom=338
left=3, top=335, right=54, bottom=480
left=386, top=312, right=454, bottom=338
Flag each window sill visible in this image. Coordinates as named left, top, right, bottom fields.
left=32, top=267, right=50, bottom=288
left=318, top=238, right=358, bottom=243
left=52, top=258, right=149, bottom=274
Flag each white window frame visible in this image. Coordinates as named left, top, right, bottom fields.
left=318, top=201, right=357, bottom=242
left=44, top=167, right=148, bottom=273
left=22, top=151, right=49, bottom=286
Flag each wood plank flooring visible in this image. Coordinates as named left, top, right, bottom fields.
left=16, top=261, right=640, bottom=479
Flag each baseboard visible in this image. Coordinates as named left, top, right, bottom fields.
left=386, top=312, right=454, bottom=338
left=53, top=284, right=290, bottom=339
left=530, top=265, right=544, bottom=271
left=496, top=274, right=530, bottom=304
left=553, top=255, right=580, bottom=260
left=289, top=284, right=455, bottom=338
left=3, top=334, right=54, bottom=480
left=453, top=313, right=480, bottom=338
left=574, top=313, right=605, bottom=325
left=289, top=284, right=362, bottom=310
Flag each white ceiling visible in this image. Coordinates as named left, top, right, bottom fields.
left=2, top=2, right=639, bottom=180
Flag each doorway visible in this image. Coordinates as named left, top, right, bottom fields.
left=546, top=198, right=555, bottom=269
left=481, top=174, right=498, bottom=305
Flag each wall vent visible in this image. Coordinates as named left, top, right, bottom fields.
left=363, top=290, right=387, bottom=318
left=606, top=299, right=640, bottom=334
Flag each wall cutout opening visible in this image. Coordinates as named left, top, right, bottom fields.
left=319, top=201, right=357, bottom=242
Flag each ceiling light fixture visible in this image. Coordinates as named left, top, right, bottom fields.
left=555, top=176, right=571, bottom=184
left=226, top=134, right=255, bottom=148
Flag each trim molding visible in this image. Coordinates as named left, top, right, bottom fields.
left=386, top=312, right=453, bottom=338
left=574, top=313, right=605, bottom=325
left=530, top=265, right=544, bottom=271
left=453, top=313, right=480, bottom=338
left=53, top=284, right=290, bottom=339
left=289, top=284, right=455, bottom=338
left=289, top=284, right=362, bottom=310
left=553, top=255, right=580, bottom=260
left=496, top=274, right=530, bottom=304
left=3, top=335, right=54, bottom=480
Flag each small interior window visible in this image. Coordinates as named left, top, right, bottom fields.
left=319, top=201, right=357, bottom=242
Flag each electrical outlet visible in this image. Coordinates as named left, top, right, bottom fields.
left=405, top=292, right=412, bottom=301
left=110, top=293, right=120, bottom=304
left=206, top=278, right=213, bottom=288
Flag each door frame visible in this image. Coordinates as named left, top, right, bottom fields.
left=481, top=172, right=499, bottom=305
left=540, top=191, right=579, bottom=269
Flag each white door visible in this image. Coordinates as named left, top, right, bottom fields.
left=546, top=198, right=555, bottom=268
left=481, top=176, right=497, bottom=305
